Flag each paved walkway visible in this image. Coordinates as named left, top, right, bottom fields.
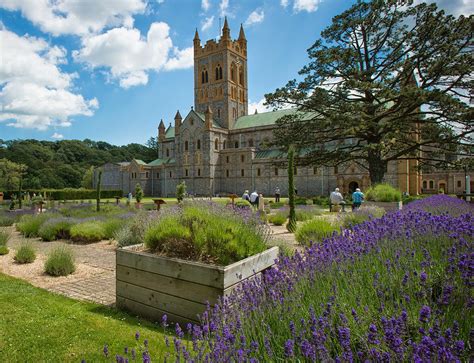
left=0, top=226, right=116, bottom=306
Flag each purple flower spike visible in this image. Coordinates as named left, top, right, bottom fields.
left=135, top=331, right=140, bottom=341
left=419, top=305, right=431, bottom=323
left=284, top=339, right=294, bottom=358
left=103, top=344, right=109, bottom=357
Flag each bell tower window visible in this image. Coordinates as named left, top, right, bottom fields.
left=239, top=67, right=243, bottom=85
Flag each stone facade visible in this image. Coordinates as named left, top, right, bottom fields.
left=95, top=21, right=473, bottom=198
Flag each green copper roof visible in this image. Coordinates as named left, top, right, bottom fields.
left=147, top=158, right=175, bottom=166
left=195, top=111, right=224, bottom=128
left=234, top=108, right=311, bottom=129
left=255, top=149, right=285, bottom=159
left=165, top=126, right=175, bottom=139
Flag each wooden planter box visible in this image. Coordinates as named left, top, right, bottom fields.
left=116, top=245, right=279, bottom=324
left=365, top=201, right=402, bottom=212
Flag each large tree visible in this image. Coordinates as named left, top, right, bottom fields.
left=266, top=0, right=473, bottom=184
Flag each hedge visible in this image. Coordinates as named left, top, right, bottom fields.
left=2, top=189, right=123, bottom=200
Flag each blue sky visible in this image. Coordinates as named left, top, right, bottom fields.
left=0, top=0, right=471, bottom=145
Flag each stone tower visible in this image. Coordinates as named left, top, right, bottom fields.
left=193, top=18, right=248, bottom=129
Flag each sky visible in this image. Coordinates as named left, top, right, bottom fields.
left=0, top=0, right=472, bottom=146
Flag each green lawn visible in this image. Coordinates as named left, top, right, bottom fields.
left=0, top=273, right=171, bottom=362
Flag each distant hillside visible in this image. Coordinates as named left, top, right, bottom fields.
left=0, top=138, right=158, bottom=189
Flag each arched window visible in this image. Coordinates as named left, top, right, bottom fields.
left=166, top=148, right=169, bottom=157
left=429, top=180, right=434, bottom=189
left=239, top=68, right=243, bottom=85
left=205, top=70, right=208, bottom=83
left=231, top=63, right=236, bottom=82
left=215, top=67, right=219, bottom=80
left=197, top=139, right=201, bottom=150
left=223, top=140, right=226, bottom=149
left=185, top=141, right=189, bottom=151
left=233, top=107, right=236, bottom=119
left=248, top=139, right=254, bottom=147
left=214, top=139, right=219, bottom=150
left=422, top=180, right=427, bottom=189
left=215, top=65, right=223, bottom=80
left=201, top=71, right=205, bottom=84
left=235, top=141, right=239, bottom=148
left=219, top=66, right=223, bottom=80
left=217, top=108, right=221, bottom=118
left=198, top=168, right=201, bottom=176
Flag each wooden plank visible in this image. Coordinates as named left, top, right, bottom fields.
left=116, top=280, right=205, bottom=322
left=223, top=246, right=279, bottom=289
left=117, top=265, right=222, bottom=304
left=117, top=246, right=225, bottom=288
left=116, top=296, right=198, bottom=325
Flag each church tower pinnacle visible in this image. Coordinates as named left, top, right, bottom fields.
left=193, top=19, right=248, bottom=129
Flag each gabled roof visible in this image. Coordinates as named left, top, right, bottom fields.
left=194, top=110, right=224, bottom=129
left=133, top=159, right=147, bottom=165
left=165, top=126, right=175, bottom=139
left=234, top=108, right=311, bottom=129
left=147, top=158, right=175, bottom=166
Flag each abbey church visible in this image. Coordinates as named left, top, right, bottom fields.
left=97, top=20, right=470, bottom=197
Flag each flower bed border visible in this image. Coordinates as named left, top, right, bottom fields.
left=365, top=200, right=402, bottom=212
left=116, top=245, right=279, bottom=324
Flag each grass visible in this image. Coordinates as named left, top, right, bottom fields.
left=0, top=273, right=170, bottom=362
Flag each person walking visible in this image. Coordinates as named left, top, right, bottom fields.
left=352, top=188, right=364, bottom=211
left=249, top=190, right=259, bottom=208
left=242, top=190, right=250, bottom=202
left=330, top=188, right=344, bottom=212
left=274, top=187, right=281, bottom=203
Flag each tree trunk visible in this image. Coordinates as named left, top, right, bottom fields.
left=367, top=150, right=387, bottom=185
left=96, top=170, right=102, bottom=212
left=287, top=145, right=297, bottom=233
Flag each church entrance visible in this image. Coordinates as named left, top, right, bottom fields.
left=348, top=181, right=359, bottom=194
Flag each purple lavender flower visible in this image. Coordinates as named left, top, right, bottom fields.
left=103, top=344, right=109, bottom=357
left=135, top=331, right=140, bottom=340
left=419, top=305, right=431, bottom=323
left=284, top=339, right=294, bottom=358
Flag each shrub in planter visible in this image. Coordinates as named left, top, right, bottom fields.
left=365, top=183, right=401, bottom=202
left=70, top=221, right=106, bottom=243
left=0, top=245, right=9, bottom=255
left=115, top=212, right=154, bottom=247
left=14, top=243, right=36, bottom=264
left=268, top=212, right=287, bottom=226
left=144, top=216, right=192, bottom=251
left=16, top=213, right=51, bottom=237
left=295, top=218, right=339, bottom=246
left=44, top=246, right=75, bottom=276
left=38, top=217, right=76, bottom=241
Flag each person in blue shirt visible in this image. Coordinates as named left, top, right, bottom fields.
left=352, top=188, right=364, bottom=211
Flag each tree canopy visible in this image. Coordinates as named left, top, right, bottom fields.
left=0, top=139, right=157, bottom=190
left=266, top=0, right=473, bottom=184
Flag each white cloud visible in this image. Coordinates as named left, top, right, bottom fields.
left=245, top=9, right=264, bottom=26
left=73, top=22, right=193, bottom=88
left=202, top=0, right=210, bottom=12
left=51, top=132, right=64, bottom=139
left=248, top=98, right=271, bottom=114
left=414, top=0, right=474, bottom=16
left=0, top=0, right=146, bottom=36
left=164, top=47, right=194, bottom=71
left=219, top=0, right=229, bottom=17
left=293, top=0, right=322, bottom=13
left=0, top=28, right=98, bottom=130
left=201, top=16, right=214, bottom=31
left=280, top=0, right=289, bottom=7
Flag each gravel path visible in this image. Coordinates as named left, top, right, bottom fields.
left=0, top=226, right=116, bottom=306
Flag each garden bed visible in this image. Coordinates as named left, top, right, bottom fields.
left=116, top=244, right=279, bottom=324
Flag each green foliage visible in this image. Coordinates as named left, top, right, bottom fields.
left=0, top=139, right=157, bottom=189
left=295, top=218, right=339, bottom=246
left=135, top=184, right=144, bottom=203
left=115, top=212, right=150, bottom=247
left=269, top=201, right=285, bottom=209
left=70, top=221, right=106, bottom=243
left=44, top=246, right=75, bottom=276
left=312, top=196, right=330, bottom=207
left=0, top=230, right=10, bottom=246
left=0, top=245, right=9, bottom=255
left=0, top=158, right=27, bottom=190
left=268, top=212, right=287, bottom=226
left=233, top=200, right=252, bottom=209
left=295, top=197, right=308, bottom=205
left=287, top=145, right=297, bottom=233
left=81, top=166, right=94, bottom=189
left=144, top=203, right=268, bottom=265
left=0, top=213, right=16, bottom=226
left=295, top=209, right=315, bottom=221
left=38, top=218, right=75, bottom=241
left=267, top=1, right=473, bottom=184
left=339, top=206, right=385, bottom=228
left=366, top=184, right=402, bottom=202
left=14, top=243, right=36, bottom=264
left=16, top=214, right=50, bottom=238
left=2, top=188, right=122, bottom=201
left=176, top=181, right=186, bottom=203
left=102, top=219, right=123, bottom=239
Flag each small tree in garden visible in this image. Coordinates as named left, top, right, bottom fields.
left=135, top=183, right=144, bottom=204
left=286, top=145, right=297, bottom=232
left=96, top=170, right=102, bottom=212
left=176, top=181, right=186, bottom=203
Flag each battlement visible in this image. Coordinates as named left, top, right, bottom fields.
left=194, top=37, right=247, bottom=58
